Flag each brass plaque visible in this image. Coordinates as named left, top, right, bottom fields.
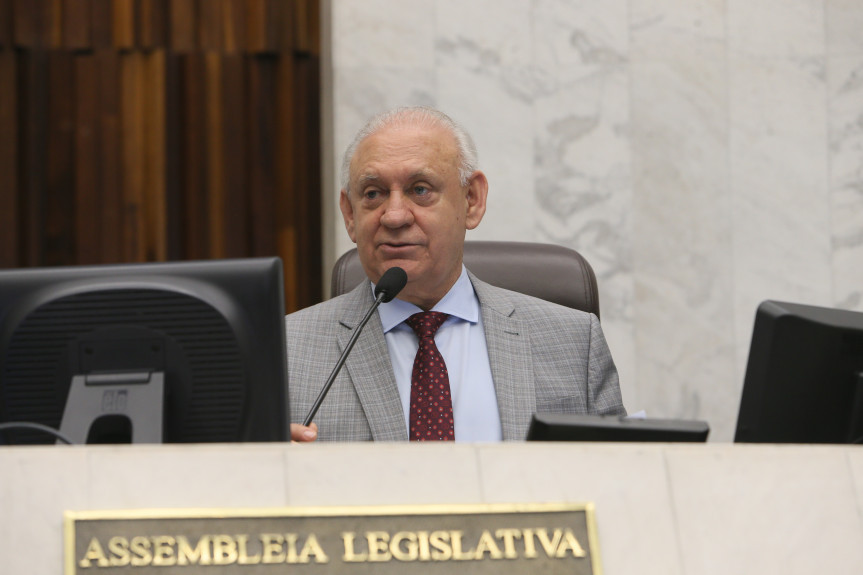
left=65, top=503, right=601, bottom=574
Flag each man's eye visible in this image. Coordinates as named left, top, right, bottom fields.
left=413, top=185, right=429, bottom=195
left=364, top=190, right=380, bottom=200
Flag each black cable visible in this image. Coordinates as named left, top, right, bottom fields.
left=0, top=422, right=76, bottom=445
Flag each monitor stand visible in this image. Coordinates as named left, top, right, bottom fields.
left=58, top=371, right=164, bottom=444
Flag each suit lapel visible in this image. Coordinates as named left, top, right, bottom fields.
left=470, top=274, right=536, bottom=441
left=338, top=285, right=408, bottom=441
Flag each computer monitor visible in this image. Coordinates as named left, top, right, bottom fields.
left=526, top=413, right=710, bottom=442
left=0, top=257, right=289, bottom=445
left=734, top=300, right=863, bottom=444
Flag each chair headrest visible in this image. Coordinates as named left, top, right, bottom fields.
left=330, top=241, right=601, bottom=319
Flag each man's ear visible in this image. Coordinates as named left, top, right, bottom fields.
left=464, top=170, right=488, bottom=230
left=339, top=189, right=358, bottom=242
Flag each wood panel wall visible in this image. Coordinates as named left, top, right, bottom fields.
left=0, top=0, right=321, bottom=312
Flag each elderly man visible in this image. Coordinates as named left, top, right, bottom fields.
left=288, top=107, right=625, bottom=442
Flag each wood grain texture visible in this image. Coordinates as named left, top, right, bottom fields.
left=219, top=52, right=248, bottom=258
left=18, top=50, right=48, bottom=266
left=221, top=0, right=245, bottom=53
left=96, top=49, right=123, bottom=263
left=0, top=48, right=17, bottom=267
left=246, top=55, right=277, bottom=257
left=142, top=50, right=167, bottom=261
left=112, top=0, right=135, bottom=48
left=2, top=0, right=322, bottom=311
left=139, top=0, right=168, bottom=49
left=0, top=0, right=12, bottom=48
left=180, top=51, right=207, bottom=259
left=44, top=51, right=76, bottom=266
left=74, top=52, right=101, bottom=264
left=120, top=50, right=146, bottom=261
left=199, top=0, right=221, bottom=51
left=204, top=51, right=224, bottom=257
left=90, top=0, right=114, bottom=49
left=14, top=0, right=63, bottom=48
left=63, top=0, right=92, bottom=49
left=169, top=0, right=195, bottom=51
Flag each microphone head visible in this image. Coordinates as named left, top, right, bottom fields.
left=374, top=267, right=408, bottom=303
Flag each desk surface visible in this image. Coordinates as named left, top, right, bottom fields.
left=2, top=441, right=862, bottom=575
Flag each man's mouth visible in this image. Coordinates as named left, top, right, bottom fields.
left=378, top=242, right=419, bottom=255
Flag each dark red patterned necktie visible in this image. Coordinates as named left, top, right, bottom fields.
left=406, top=311, right=454, bottom=441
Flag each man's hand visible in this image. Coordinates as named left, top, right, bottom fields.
left=290, top=422, right=318, bottom=442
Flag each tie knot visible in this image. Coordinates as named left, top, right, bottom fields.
left=406, top=311, right=449, bottom=340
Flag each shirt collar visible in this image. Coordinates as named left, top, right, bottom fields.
left=375, top=266, right=479, bottom=333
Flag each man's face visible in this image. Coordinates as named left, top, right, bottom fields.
left=340, top=123, right=488, bottom=310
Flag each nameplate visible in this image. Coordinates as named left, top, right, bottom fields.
left=65, top=503, right=602, bottom=574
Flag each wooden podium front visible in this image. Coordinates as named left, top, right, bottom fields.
left=1, top=442, right=862, bottom=574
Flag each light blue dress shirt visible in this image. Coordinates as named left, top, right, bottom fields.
left=375, top=267, right=502, bottom=442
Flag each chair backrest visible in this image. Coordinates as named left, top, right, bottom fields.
left=330, top=240, right=601, bottom=318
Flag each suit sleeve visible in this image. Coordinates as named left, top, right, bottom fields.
left=587, top=314, right=627, bottom=415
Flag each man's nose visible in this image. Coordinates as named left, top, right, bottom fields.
left=379, top=192, right=414, bottom=228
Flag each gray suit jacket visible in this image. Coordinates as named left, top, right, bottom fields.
left=285, top=271, right=625, bottom=441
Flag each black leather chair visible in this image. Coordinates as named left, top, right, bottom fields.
left=330, top=241, right=601, bottom=319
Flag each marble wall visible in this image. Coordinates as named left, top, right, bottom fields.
left=321, top=0, right=863, bottom=441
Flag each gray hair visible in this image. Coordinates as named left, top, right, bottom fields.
left=340, top=106, right=479, bottom=195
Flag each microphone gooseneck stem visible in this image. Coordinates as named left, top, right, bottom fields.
left=302, top=291, right=386, bottom=427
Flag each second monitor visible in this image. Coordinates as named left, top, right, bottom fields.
left=0, top=257, right=289, bottom=445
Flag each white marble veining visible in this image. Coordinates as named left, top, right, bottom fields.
left=728, top=1, right=833, bottom=394
left=667, top=444, right=863, bottom=574
left=324, top=0, right=863, bottom=441
left=630, top=0, right=737, bottom=437
left=827, top=0, right=863, bottom=310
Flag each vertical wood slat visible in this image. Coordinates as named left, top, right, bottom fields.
left=3, top=0, right=322, bottom=310
left=220, top=52, right=247, bottom=257
left=270, top=0, right=288, bottom=53
left=18, top=50, right=48, bottom=266
left=14, top=0, right=64, bottom=48
left=204, top=51, right=224, bottom=257
left=112, top=0, right=136, bottom=48
left=294, top=0, right=319, bottom=56
left=181, top=52, right=208, bottom=259
left=143, top=50, right=167, bottom=261
left=74, top=52, right=101, bottom=265
left=169, top=0, right=196, bottom=52
left=292, top=0, right=309, bottom=54
left=118, top=51, right=168, bottom=262
left=198, top=0, right=221, bottom=51
left=0, top=48, right=17, bottom=267
left=90, top=0, right=113, bottom=49
left=163, top=52, right=182, bottom=260
left=48, top=0, right=62, bottom=47
left=44, top=52, right=77, bottom=266
left=13, top=0, right=36, bottom=47
left=246, top=0, right=280, bottom=53
left=287, top=54, right=321, bottom=307
left=63, top=0, right=92, bottom=50
left=0, top=0, right=11, bottom=48
left=221, top=0, right=245, bottom=53
left=88, top=0, right=111, bottom=49
left=97, top=49, right=123, bottom=263
left=120, top=51, right=146, bottom=261
left=276, top=53, right=298, bottom=311
left=139, top=0, right=167, bottom=49
left=245, top=0, right=265, bottom=52
left=247, top=55, right=277, bottom=256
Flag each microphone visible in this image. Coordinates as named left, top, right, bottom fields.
left=373, top=266, right=408, bottom=303
left=302, top=266, right=408, bottom=426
